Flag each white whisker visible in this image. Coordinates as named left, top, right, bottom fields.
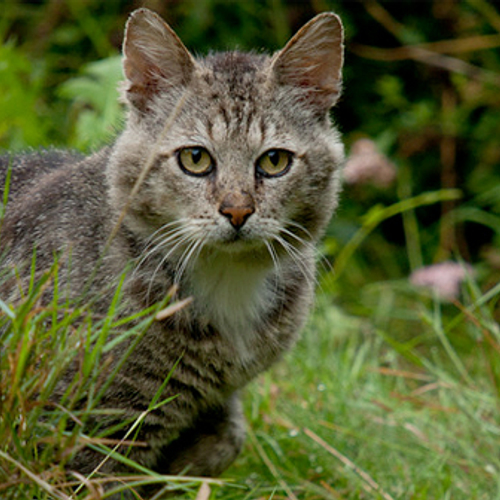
left=133, top=220, right=193, bottom=276
left=264, top=239, right=284, bottom=311
left=135, top=225, right=194, bottom=273
left=145, top=228, right=201, bottom=300
left=273, top=234, right=317, bottom=291
left=280, top=223, right=332, bottom=275
left=279, top=226, right=316, bottom=253
left=146, top=219, right=185, bottom=243
left=283, top=219, right=314, bottom=241
left=175, top=237, right=205, bottom=286
left=265, top=240, right=281, bottom=277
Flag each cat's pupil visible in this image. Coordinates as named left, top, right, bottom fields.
left=192, top=148, right=202, bottom=164
left=268, top=151, right=279, bottom=166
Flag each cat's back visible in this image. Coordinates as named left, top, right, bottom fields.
left=0, top=148, right=113, bottom=273
left=0, top=149, right=83, bottom=201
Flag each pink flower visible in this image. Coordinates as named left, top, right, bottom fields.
left=343, top=139, right=397, bottom=188
left=410, top=261, right=473, bottom=300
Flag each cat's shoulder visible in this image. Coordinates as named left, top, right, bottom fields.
left=0, top=147, right=113, bottom=258
left=1, top=148, right=82, bottom=176
left=0, top=147, right=110, bottom=202
left=0, top=148, right=81, bottom=198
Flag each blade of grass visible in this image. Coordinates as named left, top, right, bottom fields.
left=0, top=297, right=14, bottom=319
left=323, top=189, right=462, bottom=289
left=303, top=428, right=395, bottom=500
left=248, top=428, right=299, bottom=500
left=0, top=450, right=72, bottom=500
left=421, top=306, right=474, bottom=386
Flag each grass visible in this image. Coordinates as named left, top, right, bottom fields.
left=1, top=263, right=499, bottom=499
left=0, top=265, right=208, bottom=499
left=225, top=282, right=500, bottom=500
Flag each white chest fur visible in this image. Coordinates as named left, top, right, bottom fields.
left=188, top=253, right=275, bottom=360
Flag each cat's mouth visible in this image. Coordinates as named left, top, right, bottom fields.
left=225, top=231, right=244, bottom=243
left=213, top=230, right=265, bottom=254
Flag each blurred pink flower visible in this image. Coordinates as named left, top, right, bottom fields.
left=410, top=261, right=473, bottom=301
left=343, top=138, right=397, bottom=188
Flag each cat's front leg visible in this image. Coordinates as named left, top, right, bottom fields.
left=156, top=392, right=246, bottom=477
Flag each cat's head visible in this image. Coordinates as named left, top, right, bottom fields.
left=108, top=8, right=344, bottom=266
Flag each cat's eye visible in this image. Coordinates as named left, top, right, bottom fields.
left=177, top=147, right=214, bottom=176
left=256, top=149, right=294, bottom=178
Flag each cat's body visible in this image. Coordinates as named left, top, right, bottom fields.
left=0, top=8, right=344, bottom=496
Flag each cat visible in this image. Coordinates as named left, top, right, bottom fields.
left=0, top=7, right=344, bottom=498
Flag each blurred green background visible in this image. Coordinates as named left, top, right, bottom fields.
left=1, top=0, right=499, bottom=310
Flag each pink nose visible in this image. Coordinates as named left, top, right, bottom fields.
left=220, top=206, right=255, bottom=229
left=219, top=192, right=255, bottom=230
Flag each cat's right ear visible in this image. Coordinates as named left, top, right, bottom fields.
left=122, top=8, right=196, bottom=111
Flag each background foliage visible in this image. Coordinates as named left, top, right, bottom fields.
left=1, top=1, right=500, bottom=499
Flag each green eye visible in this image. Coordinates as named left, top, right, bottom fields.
left=257, top=149, right=293, bottom=177
left=177, top=147, right=214, bottom=176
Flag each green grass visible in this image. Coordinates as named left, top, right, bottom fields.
left=0, top=265, right=208, bottom=499
left=1, top=267, right=499, bottom=499
left=223, top=283, right=500, bottom=500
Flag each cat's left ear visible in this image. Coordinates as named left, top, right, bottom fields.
left=271, top=13, right=344, bottom=111
left=122, top=8, right=196, bottom=110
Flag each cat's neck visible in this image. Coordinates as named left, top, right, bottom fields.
left=186, top=249, right=277, bottom=359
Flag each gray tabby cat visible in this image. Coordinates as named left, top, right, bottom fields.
left=0, top=7, right=344, bottom=497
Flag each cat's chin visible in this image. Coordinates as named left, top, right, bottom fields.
left=210, top=236, right=267, bottom=256
left=214, top=240, right=260, bottom=254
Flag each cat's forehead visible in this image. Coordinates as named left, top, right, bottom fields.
left=198, top=51, right=269, bottom=97
left=172, top=51, right=276, bottom=147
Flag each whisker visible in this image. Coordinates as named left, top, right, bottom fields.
left=144, top=219, right=193, bottom=252
left=264, top=239, right=284, bottom=308
left=146, top=229, right=199, bottom=301
left=135, top=226, right=194, bottom=273
left=146, top=219, right=183, bottom=241
left=273, top=234, right=317, bottom=290
left=134, top=223, right=193, bottom=276
left=265, top=240, right=281, bottom=277
left=283, top=219, right=314, bottom=241
left=192, top=234, right=208, bottom=265
left=279, top=226, right=317, bottom=253
left=175, top=237, right=204, bottom=286
left=280, top=225, right=332, bottom=275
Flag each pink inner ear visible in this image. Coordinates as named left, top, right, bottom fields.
left=124, top=56, right=165, bottom=89
left=123, top=58, right=145, bottom=87
left=123, top=46, right=167, bottom=110
left=275, top=52, right=342, bottom=109
left=294, top=58, right=333, bottom=87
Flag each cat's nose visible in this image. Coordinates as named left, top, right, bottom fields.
left=219, top=191, right=255, bottom=230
